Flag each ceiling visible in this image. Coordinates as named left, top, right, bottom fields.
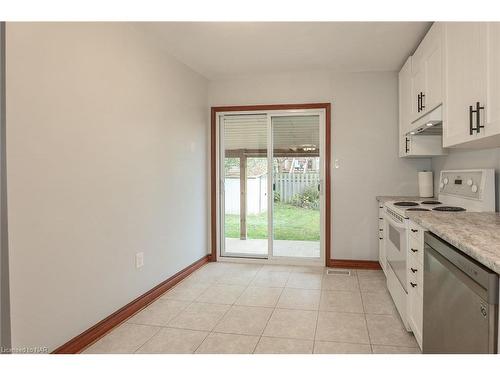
left=143, top=22, right=431, bottom=79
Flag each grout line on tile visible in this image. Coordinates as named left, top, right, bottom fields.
left=312, top=281, right=322, bottom=351
left=131, top=295, right=201, bottom=353
left=193, top=263, right=262, bottom=353
left=182, top=264, right=247, bottom=353
left=253, top=274, right=290, bottom=354
left=169, top=268, right=226, bottom=353
left=358, top=271, right=373, bottom=353
left=133, top=326, right=163, bottom=354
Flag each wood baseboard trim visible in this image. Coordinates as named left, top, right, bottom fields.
left=53, top=254, right=210, bottom=354
left=327, top=259, right=381, bottom=270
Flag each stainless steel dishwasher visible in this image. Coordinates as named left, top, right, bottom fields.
left=423, top=232, right=499, bottom=354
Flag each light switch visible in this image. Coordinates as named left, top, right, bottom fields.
left=136, top=252, right=144, bottom=269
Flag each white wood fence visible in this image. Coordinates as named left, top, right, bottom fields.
left=225, top=172, right=319, bottom=215
left=275, top=172, right=319, bottom=203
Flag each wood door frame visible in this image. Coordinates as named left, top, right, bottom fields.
left=210, top=103, right=331, bottom=266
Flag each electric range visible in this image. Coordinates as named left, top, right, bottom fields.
left=382, top=169, right=496, bottom=331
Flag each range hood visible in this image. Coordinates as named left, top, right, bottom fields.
left=407, top=105, right=443, bottom=136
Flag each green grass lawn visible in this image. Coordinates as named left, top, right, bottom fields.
left=225, top=203, right=320, bottom=241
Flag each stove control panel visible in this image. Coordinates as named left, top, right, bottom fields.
left=439, top=171, right=483, bottom=199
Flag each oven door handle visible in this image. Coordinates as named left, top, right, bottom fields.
left=384, top=212, right=407, bottom=230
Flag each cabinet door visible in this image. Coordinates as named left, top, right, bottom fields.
left=408, top=285, right=423, bottom=348
left=399, top=135, right=406, bottom=157
left=411, top=67, right=426, bottom=120
left=443, top=22, right=487, bottom=147
left=424, top=23, right=443, bottom=112
left=399, top=56, right=412, bottom=157
left=410, top=23, right=443, bottom=121
left=486, top=22, right=500, bottom=138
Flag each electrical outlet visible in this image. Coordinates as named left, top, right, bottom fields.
left=136, top=252, right=144, bottom=269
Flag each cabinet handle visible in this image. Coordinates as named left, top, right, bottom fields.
left=405, top=137, right=409, bottom=153
left=470, top=102, right=485, bottom=134
left=410, top=282, right=417, bottom=288
left=379, top=237, right=383, bottom=240
left=411, top=229, right=418, bottom=233
left=469, top=105, right=474, bottom=135
left=420, top=92, right=425, bottom=111
left=411, top=268, right=418, bottom=273
left=475, top=101, right=485, bottom=133
left=379, top=217, right=383, bottom=220
left=417, top=93, right=421, bottom=112
left=411, top=248, right=418, bottom=253
left=379, top=229, right=383, bottom=232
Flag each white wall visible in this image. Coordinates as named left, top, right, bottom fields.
left=432, top=148, right=500, bottom=212
left=6, top=23, right=208, bottom=351
left=0, top=22, right=10, bottom=350
left=209, top=71, right=431, bottom=261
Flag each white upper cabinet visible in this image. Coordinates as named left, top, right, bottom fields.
left=399, top=24, right=446, bottom=158
left=399, top=22, right=500, bottom=153
left=411, top=23, right=443, bottom=122
left=399, top=56, right=412, bottom=156
left=443, top=22, right=500, bottom=148
left=443, top=23, right=487, bottom=147
left=485, top=22, right=500, bottom=141
left=424, top=26, right=443, bottom=113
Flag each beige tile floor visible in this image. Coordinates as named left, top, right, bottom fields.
left=82, top=262, right=420, bottom=354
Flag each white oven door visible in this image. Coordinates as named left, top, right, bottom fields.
left=384, top=214, right=408, bottom=292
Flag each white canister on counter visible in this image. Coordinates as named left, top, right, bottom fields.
left=418, top=171, right=433, bottom=198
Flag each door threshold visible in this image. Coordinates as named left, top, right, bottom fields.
left=218, top=255, right=325, bottom=267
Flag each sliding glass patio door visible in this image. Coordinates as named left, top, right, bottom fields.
left=271, top=115, right=322, bottom=259
left=221, top=114, right=269, bottom=258
left=219, top=110, right=324, bottom=263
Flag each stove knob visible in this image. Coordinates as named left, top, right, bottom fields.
left=443, top=178, right=449, bottom=185
left=471, top=184, right=478, bottom=193
left=467, top=179, right=473, bottom=186
left=439, top=182, right=444, bottom=189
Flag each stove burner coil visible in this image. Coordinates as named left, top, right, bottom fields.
left=432, top=206, right=466, bottom=212
left=421, top=201, right=442, bottom=205
left=394, top=202, right=419, bottom=207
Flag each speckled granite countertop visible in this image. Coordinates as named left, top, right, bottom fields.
left=407, top=211, right=500, bottom=274
left=376, top=196, right=430, bottom=204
